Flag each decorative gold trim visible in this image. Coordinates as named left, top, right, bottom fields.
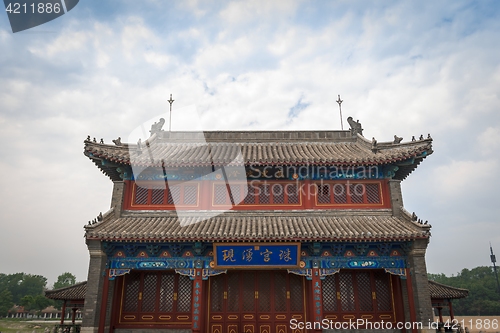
left=211, top=315, right=222, bottom=320
left=176, top=315, right=189, bottom=320
left=243, top=325, right=254, bottom=333
left=361, top=315, right=373, bottom=319
left=259, top=315, right=270, bottom=320
left=211, top=324, right=222, bottom=333
left=158, top=315, right=171, bottom=320
left=243, top=315, right=254, bottom=319
left=276, top=325, right=287, bottom=333
left=324, top=315, right=337, bottom=319
left=259, top=325, right=271, bottom=333
left=123, top=315, right=136, bottom=320
left=343, top=315, right=355, bottom=319
left=291, top=315, right=303, bottom=319
left=141, top=315, right=153, bottom=320
left=380, top=314, right=392, bottom=319
left=227, top=315, right=238, bottom=320
left=276, top=315, right=286, bottom=320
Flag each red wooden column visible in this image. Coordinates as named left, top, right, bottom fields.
left=448, top=300, right=455, bottom=321
left=437, top=306, right=443, bottom=323
left=191, top=268, right=204, bottom=332
left=405, top=268, right=418, bottom=333
left=310, top=267, right=323, bottom=333
left=60, top=300, right=66, bottom=325
left=98, top=269, right=110, bottom=333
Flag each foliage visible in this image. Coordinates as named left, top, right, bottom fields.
left=53, top=273, right=76, bottom=290
left=0, top=273, right=47, bottom=304
left=0, top=289, right=14, bottom=317
left=19, top=295, right=53, bottom=314
left=428, top=266, right=500, bottom=315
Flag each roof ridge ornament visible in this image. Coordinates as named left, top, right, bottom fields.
left=347, top=116, right=363, bottom=137
left=393, top=135, right=403, bottom=144
left=150, top=118, right=165, bottom=136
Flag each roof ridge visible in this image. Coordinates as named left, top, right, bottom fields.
left=45, top=281, right=87, bottom=294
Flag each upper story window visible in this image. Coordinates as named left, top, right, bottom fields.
left=314, top=181, right=383, bottom=207
left=125, top=180, right=389, bottom=210
left=211, top=181, right=302, bottom=208
left=131, top=182, right=200, bottom=208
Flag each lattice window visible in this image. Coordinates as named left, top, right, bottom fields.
left=339, top=272, right=355, bottom=311
left=322, top=275, right=337, bottom=312
left=349, top=184, right=364, bottom=204
left=183, top=185, right=197, bottom=205
left=135, top=186, right=148, bottom=205
left=167, top=185, right=181, bottom=205
left=244, top=184, right=256, bottom=204
left=317, top=184, right=331, bottom=204
left=289, top=273, right=304, bottom=312
left=366, top=184, right=381, bottom=203
left=142, top=273, right=158, bottom=312
left=242, top=272, right=255, bottom=312
left=176, top=275, right=192, bottom=312
left=227, top=272, right=240, bottom=312
left=259, top=184, right=270, bottom=204
left=356, top=272, right=373, bottom=311
left=333, top=184, right=347, bottom=204
left=258, top=271, right=271, bottom=312
left=159, top=274, right=174, bottom=312
left=287, top=184, right=300, bottom=204
left=274, top=272, right=287, bottom=312
left=123, top=272, right=140, bottom=312
left=210, top=275, right=223, bottom=312
left=229, top=184, right=241, bottom=205
left=151, top=186, right=165, bottom=205
left=374, top=271, right=391, bottom=311
left=272, top=184, right=285, bottom=204
left=214, top=184, right=228, bottom=205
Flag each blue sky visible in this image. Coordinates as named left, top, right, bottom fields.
left=1, top=0, right=500, bottom=286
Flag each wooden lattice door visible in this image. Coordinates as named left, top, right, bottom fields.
left=208, top=271, right=305, bottom=333
left=322, top=269, right=395, bottom=323
left=118, top=271, right=192, bottom=327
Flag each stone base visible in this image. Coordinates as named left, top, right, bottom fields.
left=114, top=328, right=193, bottom=333
left=323, top=330, right=402, bottom=333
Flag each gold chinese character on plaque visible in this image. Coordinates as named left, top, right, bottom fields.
left=279, top=248, right=292, bottom=262
left=222, top=249, right=236, bottom=262
left=260, top=249, right=273, bottom=262
left=242, top=248, right=253, bottom=262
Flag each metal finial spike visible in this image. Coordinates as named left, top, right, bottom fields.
left=336, top=94, right=344, bottom=130
left=168, top=94, right=175, bottom=132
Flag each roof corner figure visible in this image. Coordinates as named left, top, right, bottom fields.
left=149, top=118, right=165, bottom=136
left=347, top=116, right=363, bottom=137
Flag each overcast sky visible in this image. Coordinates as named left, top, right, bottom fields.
left=1, top=0, right=499, bottom=287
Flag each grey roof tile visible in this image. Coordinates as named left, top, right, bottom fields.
left=85, top=210, right=429, bottom=242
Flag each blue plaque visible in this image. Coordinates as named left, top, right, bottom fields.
left=214, top=243, right=301, bottom=268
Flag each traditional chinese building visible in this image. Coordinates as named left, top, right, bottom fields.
left=82, top=118, right=436, bottom=333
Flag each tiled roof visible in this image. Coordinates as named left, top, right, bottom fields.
left=45, top=281, right=87, bottom=301
left=85, top=210, right=430, bottom=242
left=428, top=280, right=469, bottom=300
left=84, top=131, right=432, bottom=181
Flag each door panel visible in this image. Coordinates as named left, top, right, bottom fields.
left=208, top=271, right=305, bottom=333
left=322, top=270, right=396, bottom=323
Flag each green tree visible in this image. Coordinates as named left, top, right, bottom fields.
left=0, top=289, right=14, bottom=317
left=428, top=266, right=500, bottom=315
left=53, top=273, right=76, bottom=290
